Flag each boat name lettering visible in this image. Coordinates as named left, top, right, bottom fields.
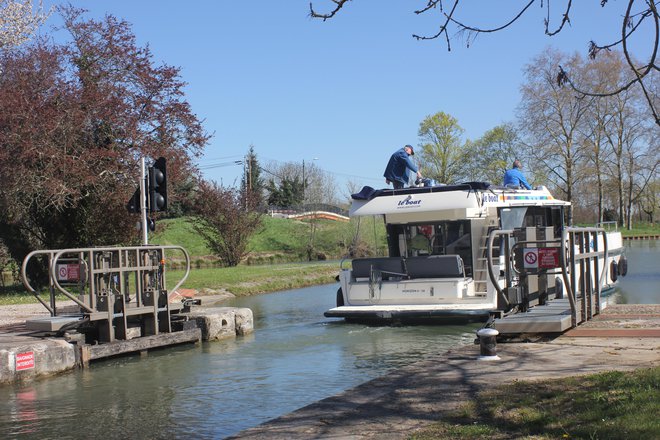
left=482, top=193, right=499, bottom=204
left=402, top=289, right=424, bottom=293
left=397, top=196, right=422, bottom=207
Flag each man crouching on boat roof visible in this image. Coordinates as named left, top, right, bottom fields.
left=384, top=144, right=422, bottom=189
left=503, top=159, right=532, bottom=190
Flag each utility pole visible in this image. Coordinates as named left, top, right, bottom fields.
left=302, top=159, right=305, bottom=204
left=140, top=158, right=148, bottom=245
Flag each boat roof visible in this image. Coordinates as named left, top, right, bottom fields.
left=349, top=182, right=570, bottom=220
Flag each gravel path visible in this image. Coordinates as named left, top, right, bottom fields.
left=0, top=302, right=72, bottom=328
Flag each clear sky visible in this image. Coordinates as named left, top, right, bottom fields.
left=39, top=1, right=653, bottom=198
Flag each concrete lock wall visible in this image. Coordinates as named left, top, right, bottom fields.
left=187, top=307, right=254, bottom=341
left=0, top=339, right=77, bottom=385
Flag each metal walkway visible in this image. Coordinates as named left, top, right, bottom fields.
left=493, top=298, right=574, bottom=334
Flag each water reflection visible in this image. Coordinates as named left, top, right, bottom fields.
left=617, top=240, right=660, bottom=304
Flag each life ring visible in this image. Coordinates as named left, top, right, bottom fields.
left=610, top=260, right=618, bottom=282
left=618, top=256, right=628, bottom=277
left=336, top=287, right=344, bottom=307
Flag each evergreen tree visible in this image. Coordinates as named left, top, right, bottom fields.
left=266, top=177, right=304, bottom=207
left=241, top=145, right=265, bottom=210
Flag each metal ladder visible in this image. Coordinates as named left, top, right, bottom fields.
left=472, top=232, right=493, bottom=297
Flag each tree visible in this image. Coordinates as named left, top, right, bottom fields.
left=192, top=180, right=262, bottom=267
left=463, top=123, right=520, bottom=184
left=266, top=176, right=304, bottom=207
left=310, top=0, right=660, bottom=126
left=241, top=145, right=265, bottom=211
left=0, top=0, right=50, bottom=50
left=263, top=160, right=338, bottom=206
left=0, top=6, right=208, bottom=282
left=517, top=49, right=592, bottom=218
left=417, top=111, right=467, bottom=184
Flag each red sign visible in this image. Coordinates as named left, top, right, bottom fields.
left=16, top=351, right=35, bottom=371
left=57, top=264, right=80, bottom=282
left=538, top=247, right=560, bottom=269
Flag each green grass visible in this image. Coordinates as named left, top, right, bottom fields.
left=411, top=367, right=660, bottom=440
left=167, top=261, right=339, bottom=295
left=150, top=216, right=211, bottom=256
left=151, top=215, right=388, bottom=260
left=619, top=222, right=660, bottom=236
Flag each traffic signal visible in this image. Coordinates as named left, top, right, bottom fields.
left=127, top=188, right=141, bottom=214
left=148, top=157, right=167, bottom=212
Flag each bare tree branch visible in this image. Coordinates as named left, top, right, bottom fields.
left=309, top=0, right=351, bottom=21
left=310, top=0, right=660, bottom=125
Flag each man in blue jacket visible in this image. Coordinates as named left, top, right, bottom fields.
left=383, top=144, right=422, bottom=189
left=503, top=159, right=532, bottom=189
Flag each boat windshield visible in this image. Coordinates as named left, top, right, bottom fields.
left=500, top=206, right=564, bottom=238
left=386, top=220, right=473, bottom=275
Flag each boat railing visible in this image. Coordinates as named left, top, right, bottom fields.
left=595, top=221, right=618, bottom=232
left=486, top=229, right=514, bottom=312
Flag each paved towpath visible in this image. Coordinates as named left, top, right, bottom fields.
left=229, top=304, right=659, bottom=439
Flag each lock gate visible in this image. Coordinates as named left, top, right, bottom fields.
left=21, top=245, right=193, bottom=344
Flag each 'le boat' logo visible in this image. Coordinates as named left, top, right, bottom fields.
left=397, top=195, right=422, bottom=208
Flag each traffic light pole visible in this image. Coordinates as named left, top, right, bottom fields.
left=140, top=157, right=149, bottom=245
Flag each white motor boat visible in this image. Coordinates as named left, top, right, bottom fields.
left=325, top=182, right=627, bottom=323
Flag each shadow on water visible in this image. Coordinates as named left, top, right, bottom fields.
left=0, top=241, right=655, bottom=438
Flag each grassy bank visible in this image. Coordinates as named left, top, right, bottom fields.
left=411, top=367, right=660, bottom=440
left=167, top=261, right=339, bottom=295
left=150, top=215, right=388, bottom=263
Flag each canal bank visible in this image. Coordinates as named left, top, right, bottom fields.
left=229, top=304, right=659, bottom=440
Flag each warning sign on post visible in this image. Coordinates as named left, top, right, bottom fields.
left=538, top=247, right=560, bottom=269
left=523, top=248, right=538, bottom=269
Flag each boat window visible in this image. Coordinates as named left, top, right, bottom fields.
left=500, top=207, right=527, bottom=230
left=500, top=207, right=564, bottom=238
left=386, top=221, right=473, bottom=276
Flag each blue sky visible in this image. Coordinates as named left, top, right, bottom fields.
left=40, top=1, right=653, bottom=197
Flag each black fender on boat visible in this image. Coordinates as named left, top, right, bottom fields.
left=610, top=260, right=619, bottom=282
left=336, top=287, right=344, bottom=307
left=618, top=256, right=628, bottom=277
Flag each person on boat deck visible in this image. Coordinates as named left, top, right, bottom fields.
left=503, top=159, right=532, bottom=190
left=383, top=144, right=422, bottom=189
left=410, top=225, right=432, bottom=255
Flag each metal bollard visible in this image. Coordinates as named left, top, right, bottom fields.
left=476, top=328, right=500, bottom=361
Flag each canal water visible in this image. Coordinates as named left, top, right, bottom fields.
left=0, top=240, right=657, bottom=439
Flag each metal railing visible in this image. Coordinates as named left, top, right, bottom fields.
left=21, top=245, right=190, bottom=342
left=486, top=226, right=609, bottom=328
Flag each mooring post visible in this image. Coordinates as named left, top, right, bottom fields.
left=476, top=328, right=500, bottom=361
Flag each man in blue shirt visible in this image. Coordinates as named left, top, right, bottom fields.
left=503, top=159, right=532, bottom=189
left=383, top=144, right=422, bottom=189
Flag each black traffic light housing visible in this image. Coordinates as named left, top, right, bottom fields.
left=148, top=157, right=167, bottom=212
left=126, top=188, right=141, bottom=214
